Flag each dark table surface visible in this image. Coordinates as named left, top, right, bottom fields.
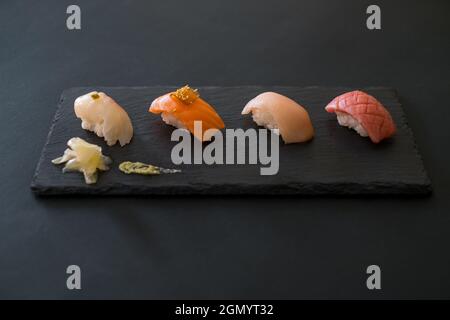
left=1, top=0, right=449, bottom=299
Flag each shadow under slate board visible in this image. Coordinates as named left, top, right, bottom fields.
left=31, top=86, right=431, bottom=196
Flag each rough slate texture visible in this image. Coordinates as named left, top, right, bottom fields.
left=31, top=86, right=431, bottom=196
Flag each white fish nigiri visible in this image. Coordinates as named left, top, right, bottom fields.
left=242, top=92, right=314, bottom=143
left=74, top=91, right=133, bottom=146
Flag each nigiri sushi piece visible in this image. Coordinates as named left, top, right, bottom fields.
left=325, top=90, right=396, bottom=143
left=241, top=92, right=314, bottom=143
left=149, top=85, right=225, bottom=142
left=74, top=91, right=133, bottom=146
left=52, top=137, right=112, bottom=184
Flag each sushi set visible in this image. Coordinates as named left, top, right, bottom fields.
left=31, top=86, right=431, bottom=195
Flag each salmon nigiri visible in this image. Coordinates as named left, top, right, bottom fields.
left=325, top=90, right=396, bottom=143
left=149, top=85, right=225, bottom=141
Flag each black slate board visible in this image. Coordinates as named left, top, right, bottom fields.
left=31, top=86, right=431, bottom=196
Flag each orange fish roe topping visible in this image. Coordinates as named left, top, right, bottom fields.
left=171, top=85, right=200, bottom=105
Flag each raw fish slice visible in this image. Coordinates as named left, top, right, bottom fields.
left=325, top=90, right=396, bottom=143
left=242, top=92, right=314, bottom=143
left=74, top=91, right=133, bottom=146
left=149, top=86, right=225, bottom=142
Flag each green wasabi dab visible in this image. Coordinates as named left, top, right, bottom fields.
left=119, top=161, right=181, bottom=175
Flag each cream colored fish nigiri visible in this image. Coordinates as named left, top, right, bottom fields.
left=242, top=92, right=314, bottom=143
left=74, top=91, right=133, bottom=146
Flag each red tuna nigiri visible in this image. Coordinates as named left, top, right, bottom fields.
left=325, top=90, right=396, bottom=143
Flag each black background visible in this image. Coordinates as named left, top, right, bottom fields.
left=0, top=0, right=449, bottom=299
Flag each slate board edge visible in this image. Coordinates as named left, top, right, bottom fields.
left=395, top=92, right=432, bottom=192
left=31, top=182, right=430, bottom=196
left=30, top=86, right=432, bottom=196
left=31, top=90, right=67, bottom=193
